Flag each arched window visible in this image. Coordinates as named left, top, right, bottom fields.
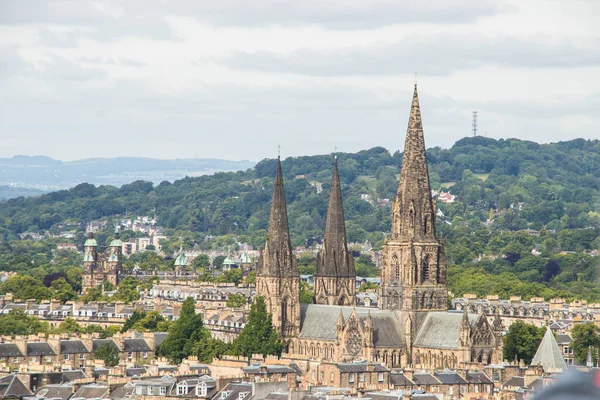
left=423, top=214, right=430, bottom=234
left=281, top=299, right=287, bottom=331
left=392, top=254, right=400, bottom=280
left=422, top=255, right=430, bottom=282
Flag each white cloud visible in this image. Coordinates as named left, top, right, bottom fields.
left=0, top=0, right=599, bottom=161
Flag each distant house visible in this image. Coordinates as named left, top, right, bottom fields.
left=437, top=192, right=456, bottom=203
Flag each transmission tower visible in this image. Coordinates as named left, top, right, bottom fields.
left=472, top=111, right=478, bottom=137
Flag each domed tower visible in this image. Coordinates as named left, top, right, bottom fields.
left=105, top=230, right=123, bottom=287
left=174, top=247, right=188, bottom=277
left=82, top=232, right=98, bottom=292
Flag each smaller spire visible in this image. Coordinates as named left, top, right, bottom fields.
left=493, top=308, right=502, bottom=331
left=461, top=307, right=470, bottom=327
left=337, top=310, right=345, bottom=328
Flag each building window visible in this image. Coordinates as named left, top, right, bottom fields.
left=198, top=383, right=207, bottom=397
left=79, top=354, right=85, bottom=360
left=378, top=373, right=384, bottom=382
left=349, top=373, right=355, bottom=383
left=359, top=373, right=365, bottom=382
left=143, top=352, right=148, bottom=358
left=160, top=387, right=167, bottom=396
left=64, top=354, right=70, bottom=361
left=30, top=357, right=36, bottom=363
left=330, top=372, right=335, bottom=383
left=135, top=386, right=142, bottom=395
left=148, top=387, right=154, bottom=395
left=320, top=372, right=324, bottom=382
left=177, top=384, right=187, bottom=395
left=13, top=357, right=18, bottom=363
left=46, top=356, right=53, bottom=363
left=128, top=352, right=133, bottom=360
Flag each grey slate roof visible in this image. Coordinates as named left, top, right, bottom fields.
left=34, top=384, right=73, bottom=400
left=243, top=365, right=296, bottom=374
left=390, top=372, right=414, bottom=387
left=92, top=339, right=120, bottom=352
left=531, top=327, right=567, bottom=371
left=62, top=370, right=87, bottom=382
left=27, top=343, right=55, bottom=356
left=503, top=376, right=524, bottom=388
left=60, top=340, right=89, bottom=354
left=434, top=371, right=467, bottom=385
left=412, top=372, right=441, bottom=386
left=126, top=367, right=147, bottom=377
left=110, top=383, right=134, bottom=399
left=154, top=332, right=168, bottom=348
left=72, top=384, right=109, bottom=400
left=123, top=338, right=152, bottom=352
left=299, top=304, right=404, bottom=347
left=336, top=363, right=389, bottom=373
left=413, top=311, right=481, bottom=349
left=466, top=371, right=493, bottom=384
left=0, top=343, right=23, bottom=357
left=0, top=374, right=33, bottom=398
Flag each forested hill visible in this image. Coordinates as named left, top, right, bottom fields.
left=3, top=136, right=600, bottom=245
left=5, top=136, right=600, bottom=300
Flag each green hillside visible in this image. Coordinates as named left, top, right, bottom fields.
left=3, top=136, right=600, bottom=301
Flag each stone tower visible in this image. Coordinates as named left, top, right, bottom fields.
left=380, top=84, right=448, bottom=333
left=314, top=157, right=356, bottom=306
left=82, top=232, right=98, bottom=291
left=256, top=157, right=301, bottom=339
left=105, top=232, right=122, bottom=287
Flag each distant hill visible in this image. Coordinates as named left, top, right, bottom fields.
left=0, top=156, right=256, bottom=197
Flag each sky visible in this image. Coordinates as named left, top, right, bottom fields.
left=0, top=0, right=599, bottom=162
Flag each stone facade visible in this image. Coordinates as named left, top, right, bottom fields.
left=256, top=84, right=502, bottom=370
left=82, top=232, right=122, bottom=292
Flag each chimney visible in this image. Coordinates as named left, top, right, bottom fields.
left=50, top=299, right=61, bottom=312
left=143, top=332, right=156, bottom=350
left=13, top=336, right=27, bottom=355
left=26, top=299, right=36, bottom=309
left=79, top=333, right=93, bottom=354
left=115, top=301, right=126, bottom=315
left=47, top=334, right=61, bottom=354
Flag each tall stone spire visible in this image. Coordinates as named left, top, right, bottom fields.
left=380, top=83, right=447, bottom=338
left=256, top=157, right=300, bottom=339
left=259, top=157, right=296, bottom=278
left=392, top=83, right=436, bottom=240
left=313, top=157, right=356, bottom=306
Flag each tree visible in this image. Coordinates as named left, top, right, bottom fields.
left=50, top=278, right=77, bottom=302
left=0, top=310, right=47, bottom=336
left=157, top=297, right=211, bottom=363
left=358, top=282, right=379, bottom=292
left=571, top=323, right=600, bottom=364
left=232, top=296, right=283, bottom=359
left=94, top=343, right=120, bottom=367
left=503, top=320, right=545, bottom=364
left=54, top=318, right=84, bottom=334
left=213, top=255, right=226, bottom=268
left=244, top=271, right=256, bottom=285
left=192, top=254, right=210, bottom=271
left=226, top=294, right=246, bottom=308
left=299, top=282, right=313, bottom=304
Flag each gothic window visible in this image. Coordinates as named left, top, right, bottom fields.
left=422, top=254, right=430, bottom=282
left=392, top=254, right=400, bottom=280
left=426, top=294, right=433, bottom=309
left=423, top=214, right=430, bottom=234
left=409, top=209, right=414, bottom=228
left=281, top=299, right=287, bottom=330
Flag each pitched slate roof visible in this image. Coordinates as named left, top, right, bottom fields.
left=0, top=374, right=33, bottom=398
left=434, top=370, right=467, bottom=385
left=299, top=304, right=404, bottom=347
left=62, top=370, right=87, bottom=382
left=123, top=338, right=152, bottom=352
left=390, top=372, right=414, bottom=387
left=34, top=384, right=73, bottom=400
left=72, top=383, right=109, bottom=400
left=531, top=327, right=567, bottom=371
left=60, top=340, right=89, bottom=354
left=92, top=339, right=120, bottom=352
left=27, top=342, right=56, bottom=356
left=126, top=367, right=147, bottom=377
left=503, top=376, right=524, bottom=388
left=413, top=311, right=481, bottom=349
left=412, top=372, right=441, bottom=386
left=0, top=343, right=23, bottom=357
left=466, top=371, right=493, bottom=384
left=336, top=363, right=389, bottom=373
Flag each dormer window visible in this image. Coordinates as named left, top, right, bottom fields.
left=239, top=392, right=249, bottom=400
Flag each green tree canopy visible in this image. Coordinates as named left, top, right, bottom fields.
left=571, top=323, right=600, bottom=365
left=232, top=296, right=283, bottom=359
left=503, top=320, right=545, bottom=364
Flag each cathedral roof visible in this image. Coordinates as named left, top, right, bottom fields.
left=531, top=327, right=567, bottom=372
left=413, top=311, right=481, bottom=349
left=299, top=304, right=404, bottom=348
left=315, top=157, right=355, bottom=278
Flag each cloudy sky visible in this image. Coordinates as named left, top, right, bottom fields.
left=1, top=0, right=599, bottom=161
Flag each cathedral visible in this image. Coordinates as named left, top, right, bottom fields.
left=256, top=84, right=503, bottom=370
